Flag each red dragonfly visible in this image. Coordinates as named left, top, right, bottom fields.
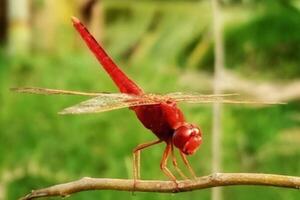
left=12, top=17, right=282, bottom=185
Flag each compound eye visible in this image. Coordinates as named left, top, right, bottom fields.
left=173, top=124, right=202, bottom=155
left=172, top=125, right=194, bottom=150
left=182, top=133, right=202, bottom=155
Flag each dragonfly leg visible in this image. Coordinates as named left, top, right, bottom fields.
left=171, top=143, right=188, bottom=180
left=179, top=151, right=197, bottom=179
left=132, top=139, right=162, bottom=190
left=160, top=142, right=179, bottom=190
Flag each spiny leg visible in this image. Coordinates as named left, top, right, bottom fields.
left=179, top=151, right=197, bottom=179
left=132, top=139, right=162, bottom=188
left=160, top=142, right=179, bottom=189
left=171, top=143, right=188, bottom=179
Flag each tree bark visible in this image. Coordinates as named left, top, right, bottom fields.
left=0, top=0, right=8, bottom=45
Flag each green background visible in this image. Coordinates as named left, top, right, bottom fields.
left=0, top=0, right=299, bottom=199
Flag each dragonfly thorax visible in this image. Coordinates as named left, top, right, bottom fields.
left=172, top=123, right=202, bottom=155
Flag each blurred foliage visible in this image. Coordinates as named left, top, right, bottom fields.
left=0, top=0, right=299, bottom=200
left=225, top=1, right=300, bottom=79
left=200, top=0, right=300, bottom=79
left=7, top=175, right=54, bottom=200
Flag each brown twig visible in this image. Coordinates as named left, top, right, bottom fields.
left=20, top=173, right=300, bottom=199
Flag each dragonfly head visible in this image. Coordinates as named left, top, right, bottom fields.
left=173, top=123, right=202, bottom=155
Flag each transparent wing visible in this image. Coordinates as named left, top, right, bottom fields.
left=60, top=92, right=283, bottom=115
left=180, top=98, right=285, bottom=105
left=11, top=87, right=164, bottom=114
left=59, top=95, right=159, bottom=114
left=11, top=87, right=103, bottom=96
left=12, top=88, right=285, bottom=115
left=166, top=92, right=239, bottom=102
left=166, top=92, right=285, bottom=105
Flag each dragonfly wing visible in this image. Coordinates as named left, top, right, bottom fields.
left=11, top=87, right=104, bottom=96
left=167, top=92, right=239, bottom=102
left=174, top=95, right=284, bottom=105
left=167, top=92, right=284, bottom=105
left=194, top=98, right=286, bottom=105
left=59, top=94, right=160, bottom=114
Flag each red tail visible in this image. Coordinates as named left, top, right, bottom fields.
left=71, top=17, right=143, bottom=95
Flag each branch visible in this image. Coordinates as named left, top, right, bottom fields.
left=21, top=173, right=300, bottom=199
left=180, top=69, right=300, bottom=102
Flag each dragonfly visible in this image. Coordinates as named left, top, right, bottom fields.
left=12, top=17, right=283, bottom=187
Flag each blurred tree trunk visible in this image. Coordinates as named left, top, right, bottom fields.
left=31, top=0, right=77, bottom=52
left=80, top=0, right=96, bottom=24
left=40, top=0, right=56, bottom=51
left=30, top=0, right=43, bottom=51
left=8, top=0, right=31, bottom=55
left=211, top=0, right=225, bottom=200
left=90, top=0, right=104, bottom=42
left=0, top=0, right=8, bottom=45
left=78, top=0, right=104, bottom=42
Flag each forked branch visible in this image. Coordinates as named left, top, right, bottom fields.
left=21, top=173, right=300, bottom=199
